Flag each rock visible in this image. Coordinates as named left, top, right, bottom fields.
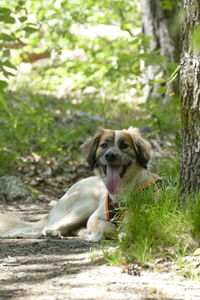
left=0, top=176, right=35, bottom=203
left=15, top=272, right=28, bottom=279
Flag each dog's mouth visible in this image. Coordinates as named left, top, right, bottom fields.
left=103, top=164, right=130, bottom=195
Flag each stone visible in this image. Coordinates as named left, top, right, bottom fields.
left=0, top=176, right=35, bottom=203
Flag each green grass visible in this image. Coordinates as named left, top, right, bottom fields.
left=100, top=158, right=200, bottom=270
left=105, top=169, right=200, bottom=268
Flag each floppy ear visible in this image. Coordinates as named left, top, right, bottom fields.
left=80, top=129, right=102, bottom=169
left=128, top=127, right=151, bottom=169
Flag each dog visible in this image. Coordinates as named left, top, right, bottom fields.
left=0, top=127, right=161, bottom=242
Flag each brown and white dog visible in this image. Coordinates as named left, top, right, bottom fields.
left=0, top=127, right=160, bottom=242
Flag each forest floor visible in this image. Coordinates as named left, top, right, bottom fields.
left=0, top=201, right=200, bottom=300
left=0, top=132, right=200, bottom=300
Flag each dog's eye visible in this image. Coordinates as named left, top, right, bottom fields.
left=119, top=143, right=129, bottom=150
left=100, top=143, right=107, bottom=149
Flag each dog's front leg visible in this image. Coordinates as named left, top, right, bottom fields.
left=42, top=205, right=92, bottom=238
left=78, top=213, right=115, bottom=242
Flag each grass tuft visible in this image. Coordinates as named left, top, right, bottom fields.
left=112, top=177, right=200, bottom=265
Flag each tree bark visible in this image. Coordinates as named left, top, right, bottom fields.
left=140, top=0, right=178, bottom=101
left=180, top=0, right=200, bottom=194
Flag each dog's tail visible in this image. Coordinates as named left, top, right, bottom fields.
left=0, top=213, right=48, bottom=237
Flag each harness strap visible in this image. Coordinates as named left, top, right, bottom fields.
left=105, top=174, right=162, bottom=224
left=137, top=176, right=162, bottom=192
left=106, top=193, right=121, bottom=224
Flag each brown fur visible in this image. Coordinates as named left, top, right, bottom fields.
left=0, top=127, right=155, bottom=242
left=81, top=128, right=115, bottom=168
left=121, top=130, right=151, bottom=169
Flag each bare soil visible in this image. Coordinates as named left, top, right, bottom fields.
left=0, top=203, right=200, bottom=300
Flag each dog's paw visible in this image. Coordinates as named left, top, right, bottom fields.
left=78, top=228, right=103, bottom=242
left=105, top=222, right=116, bottom=233
left=83, top=233, right=103, bottom=243
left=87, top=233, right=103, bottom=242
left=42, top=228, right=62, bottom=238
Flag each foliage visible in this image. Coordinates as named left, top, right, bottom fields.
left=0, top=2, right=38, bottom=108
left=105, top=160, right=200, bottom=266
left=0, top=0, right=181, bottom=175
left=0, top=0, right=178, bottom=103
left=0, top=93, right=89, bottom=174
left=139, top=95, right=180, bottom=136
left=160, top=0, right=178, bottom=10
left=0, top=0, right=173, bottom=173
left=1, top=0, right=142, bottom=96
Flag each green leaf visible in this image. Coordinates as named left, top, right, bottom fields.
left=3, top=60, right=17, bottom=70
left=169, top=65, right=180, bottom=83
left=0, top=94, right=8, bottom=110
left=0, top=33, right=14, bottom=41
left=18, top=1, right=25, bottom=5
left=0, top=80, right=8, bottom=90
left=155, top=78, right=166, bottom=84
left=3, top=49, right=10, bottom=57
left=157, top=86, right=167, bottom=94
left=2, top=67, right=15, bottom=77
left=0, top=15, right=15, bottom=24
left=23, top=26, right=38, bottom=36
left=160, top=0, right=174, bottom=10
left=19, top=16, right=27, bottom=22
left=0, top=7, right=12, bottom=14
left=193, top=248, right=200, bottom=256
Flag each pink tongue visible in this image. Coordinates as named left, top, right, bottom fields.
left=104, top=165, right=123, bottom=194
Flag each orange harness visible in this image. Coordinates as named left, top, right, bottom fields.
left=105, top=175, right=163, bottom=225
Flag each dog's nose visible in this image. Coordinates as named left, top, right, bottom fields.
left=105, top=151, right=118, bottom=162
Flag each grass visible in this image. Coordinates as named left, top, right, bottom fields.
left=102, top=161, right=200, bottom=276
left=176, top=256, right=200, bottom=281
left=119, top=184, right=184, bottom=263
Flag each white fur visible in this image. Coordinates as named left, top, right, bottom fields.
left=0, top=176, right=106, bottom=239
left=0, top=129, right=155, bottom=242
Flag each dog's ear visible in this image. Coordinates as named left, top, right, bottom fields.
left=127, top=127, right=151, bottom=169
left=81, top=129, right=103, bottom=169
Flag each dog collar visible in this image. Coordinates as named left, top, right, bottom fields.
left=105, top=174, right=163, bottom=225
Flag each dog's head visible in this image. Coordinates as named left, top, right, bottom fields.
left=81, top=127, right=151, bottom=194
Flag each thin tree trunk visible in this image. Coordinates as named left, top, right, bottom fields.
left=180, top=0, right=200, bottom=194
left=140, top=0, right=178, bottom=101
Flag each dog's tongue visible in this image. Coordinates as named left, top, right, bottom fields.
left=104, top=165, right=123, bottom=195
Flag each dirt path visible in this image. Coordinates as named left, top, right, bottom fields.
left=0, top=204, right=200, bottom=300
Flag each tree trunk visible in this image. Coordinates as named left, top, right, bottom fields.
left=140, top=0, right=178, bottom=101
left=180, top=0, right=200, bottom=194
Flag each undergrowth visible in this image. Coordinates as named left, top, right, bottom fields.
left=102, top=160, right=200, bottom=272
left=0, top=90, right=159, bottom=175
left=118, top=184, right=199, bottom=263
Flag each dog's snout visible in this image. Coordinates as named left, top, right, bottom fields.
left=105, top=151, right=118, bottom=162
